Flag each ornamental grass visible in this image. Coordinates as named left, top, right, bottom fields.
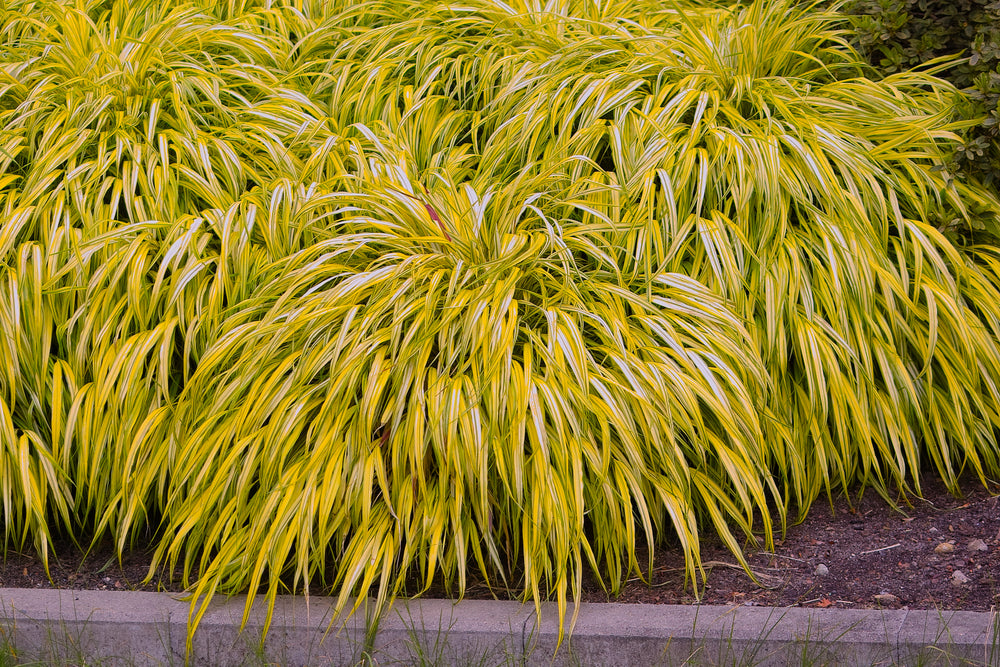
left=1, top=0, right=999, bottom=642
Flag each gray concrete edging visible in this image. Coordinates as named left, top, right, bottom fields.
left=0, top=588, right=996, bottom=666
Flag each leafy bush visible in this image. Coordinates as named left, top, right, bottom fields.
left=1, top=0, right=1000, bottom=645
left=843, top=0, right=1000, bottom=186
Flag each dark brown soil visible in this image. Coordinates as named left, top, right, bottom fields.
left=580, top=475, right=1000, bottom=611
left=0, top=542, right=183, bottom=595
left=2, top=475, right=998, bottom=612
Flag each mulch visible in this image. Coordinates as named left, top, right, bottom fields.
left=1, top=473, right=998, bottom=612
left=581, top=474, right=1000, bottom=611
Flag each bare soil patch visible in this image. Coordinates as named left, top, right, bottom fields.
left=1, top=475, right=998, bottom=612
left=585, top=475, right=1000, bottom=611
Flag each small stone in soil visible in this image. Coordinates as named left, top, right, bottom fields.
left=934, top=542, right=956, bottom=554
left=815, top=563, right=829, bottom=576
left=967, top=539, right=988, bottom=552
left=951, top=570, right=970, bottom=585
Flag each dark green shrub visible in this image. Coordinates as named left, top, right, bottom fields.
left=843, top=0, right=1000, bottom=186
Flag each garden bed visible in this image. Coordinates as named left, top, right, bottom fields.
left=4, top=475, right=997, bottom=613
left=3, top=0, right=1000, bottom=635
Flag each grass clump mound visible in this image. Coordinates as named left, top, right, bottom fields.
left=1, top=0, right=1000, bottom=638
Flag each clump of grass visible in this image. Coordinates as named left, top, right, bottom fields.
left=1, top=0, right=999, bottom=646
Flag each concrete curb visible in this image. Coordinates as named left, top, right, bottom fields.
left=0, top=588, right=996, bottom=665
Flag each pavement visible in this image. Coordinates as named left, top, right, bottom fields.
left=0, top=588, right=996, bottom=665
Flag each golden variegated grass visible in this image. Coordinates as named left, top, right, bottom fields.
left=1, top=0, right=999, bottom=647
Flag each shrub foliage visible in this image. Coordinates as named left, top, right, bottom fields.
left=843, top=0, right=1000, bottom=185
left=1, top=0, right=1000, bottom=639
